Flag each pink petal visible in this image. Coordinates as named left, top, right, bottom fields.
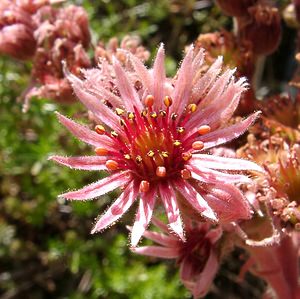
left=91, top=179, right=138, bottom=233
left=49, top=155, right=107, bottom=171
left=203, top=184, right=252, bottom=222
left=158, top=182, right=185, bottom=241
left=152, top=44, right=166, bottom=109
left=151, top=216, right=170, bottom=234
left=142, top=230, right=179, bottom=247
left=55, top=112, right=114, bottom=149
left=190, top=154, right=264, bottom=172
left=192, top=56, right=223, bottom=102
left=193, top=251, right=219, bottom=298
left=113, top=57, right=143, bottom=112
left=129, top=52, right=152, bottom=93
left=60, top=170, right=131, bottom=200
left=171, top=45, right=194, bottom=117
left=174, top=178, right=217, bottom=221
left=200, top=111, right=261, bottom=150
left=131, top=187, right=157, bottom=247
left=132, top=246, right=179, bottom=259
left=191, top=48, right=205, bottom=82
left=188, top=164, right=252, bottom=184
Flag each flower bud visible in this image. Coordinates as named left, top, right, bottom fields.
left=216, top=0, right=257, bottom=17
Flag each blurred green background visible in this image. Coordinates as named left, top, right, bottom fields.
left=0, top=1, right=273, bottom=298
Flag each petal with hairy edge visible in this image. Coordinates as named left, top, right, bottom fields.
left=129, top=53, right=152, bottom=93
left=200, top=112, right=261, bottom=150
left=192, top=56, right=223, bottom=102
left=142, top=230, right=179, bottom=247
left=56, top=112, right=114, bottom=149
left=49, top=155, right=107, bottom=171
left=171, top=45, right=194, bottom=117
left=152, top=44, right=166, bottom=109
left=91, top=180, right=138, bottom=233
left=88, top=85, right=123, bottom=108
left=191, top=48, right=205, bottom=83
left=203, top=184, right=251, bottom=222
left=193, top=252, right=219, bottom=298
left=113, top=57, right=143, bottom=112
left=190, top=154, right=264, bottom=172
left=131, top=187, right=157, bottom=247
left=175, top=179, right=217, bottom=221
left=159, top=182, right=185, bottom=241
left=60, top=170, right=131, bottom=200
left=188, top=165, right=251, bottom=184
left=132, top=246, right=179, bottom=259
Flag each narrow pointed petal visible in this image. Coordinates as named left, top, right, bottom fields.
left=151, top=217, right=170, bottom=234
left=171, top=45, right=194, bottom=117
left=55, top=112, right=113, bottom=149
left=192, top=56, right=223, bottom=102
left=49, top=155, right=107, bottom=171
left=189, top=164, right=251, bottom=184
left=131, top=187, right=157, bottom=247
left=191, top=48, right=205, bottom=83
left=193, top=252, right=219, bottom=298
left=60, top=170, right=131, bottom=200
left=203, top=184, right=251, bottom=222
left=159, top=183, right=185, bottom=241
left=132, top=246, right=179, bottom=259
left=152, top=44, right=166, bottom=109
left=113, top=57, right=143, bottom=112
left=191, top=154, right=264, bottom=172
left=64, top=65, right=122, bottom=131
left=129, top=52, right=152, bottom=92
left=92, top=180, right=138, bottom=233
left=200, top=112, right=261, bottom=150
left=142, top=230, right=179, bottom=247
left=175, top=179, right=217, bottom=221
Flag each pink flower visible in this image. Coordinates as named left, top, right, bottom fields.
left=50, top=44, right=263, bottom=246
left=131, top=217, right=222, bottom=298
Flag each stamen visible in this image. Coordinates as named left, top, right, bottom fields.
left=156, top=166, right=166, bottom=177
left=188, top=103, right=197, bottom=113
left=159, top=110, right=166, bottom=117
left=150, top=112, right=158, bottom=118
left=171, top=113, right=178, bottom=121
left=181, top=169, right=191, bottom=180
left=198, top=125, right=211, bottom=135
left=128, top=112, right=135, bottom=120
left=119, top=119, right=125, bottom=126
left=139, top=180, right=150, bottom=192
left=192, top=141, right=204, bottom=150
left=136, top=155, right=143, bottom=164
left=115, top=108, right=125, bottom=115
left=161, top=151, right=169, bottom=158
left=173, top=140, right=182, bottom=147
left=95, top=125, right=105, bottom=135
left=182, top=152, right=192, bottom=161
left=176, top=127, right=185, bottom=133
left=141, top=110, right=148, bottom=117
left=164, top=96, right=173, bottom=107
left=147, top=150, right=155, bottom=158
left=95, top=147, right=108, bottom=156
left=145, top=95, right=154, bottom=107
left=124, top=154, right=131, bottom=160
left=111, top=131, right=118, bottom=138
left=106, top=160, right=119, bottom=170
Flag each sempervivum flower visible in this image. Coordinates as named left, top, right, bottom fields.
left=50, top=44, right=263, bottom=246
left=131, top=217, right=222, bottom=298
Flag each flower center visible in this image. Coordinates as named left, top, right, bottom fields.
left=94, top=95, right=211, bottom=192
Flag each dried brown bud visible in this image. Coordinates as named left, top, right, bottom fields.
left=216, top=0, right=257, bottom=17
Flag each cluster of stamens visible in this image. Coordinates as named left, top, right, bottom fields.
left=94, top=95, right=211, bottom=192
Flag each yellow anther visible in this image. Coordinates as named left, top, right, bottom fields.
left=164, top=96, right=173, bottom=107
left=150, top=112, right=158, bottom=118
left=115, top=108, right=125, bottom=115
left=173, top=140, right=182, bottom=147
left=124, top=154, right=131, bottom=160
left=135, top=155, right=143, bottom=164
left=128, top=112, right=135, bottom=120
left=147, top=150, right=155, bottom=158
left=161, top=151, right=169, bottom=158
left=188, top=103, right=197, bottom=113
left=95, top=125, right=105, bottom=135
left=111, top=131, right=118, bottom=138
left=141, top=110, right=148, bottom=117
left=176, top=127, right=185, bottom=133
left=159, top=110, right=166, bottom=117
